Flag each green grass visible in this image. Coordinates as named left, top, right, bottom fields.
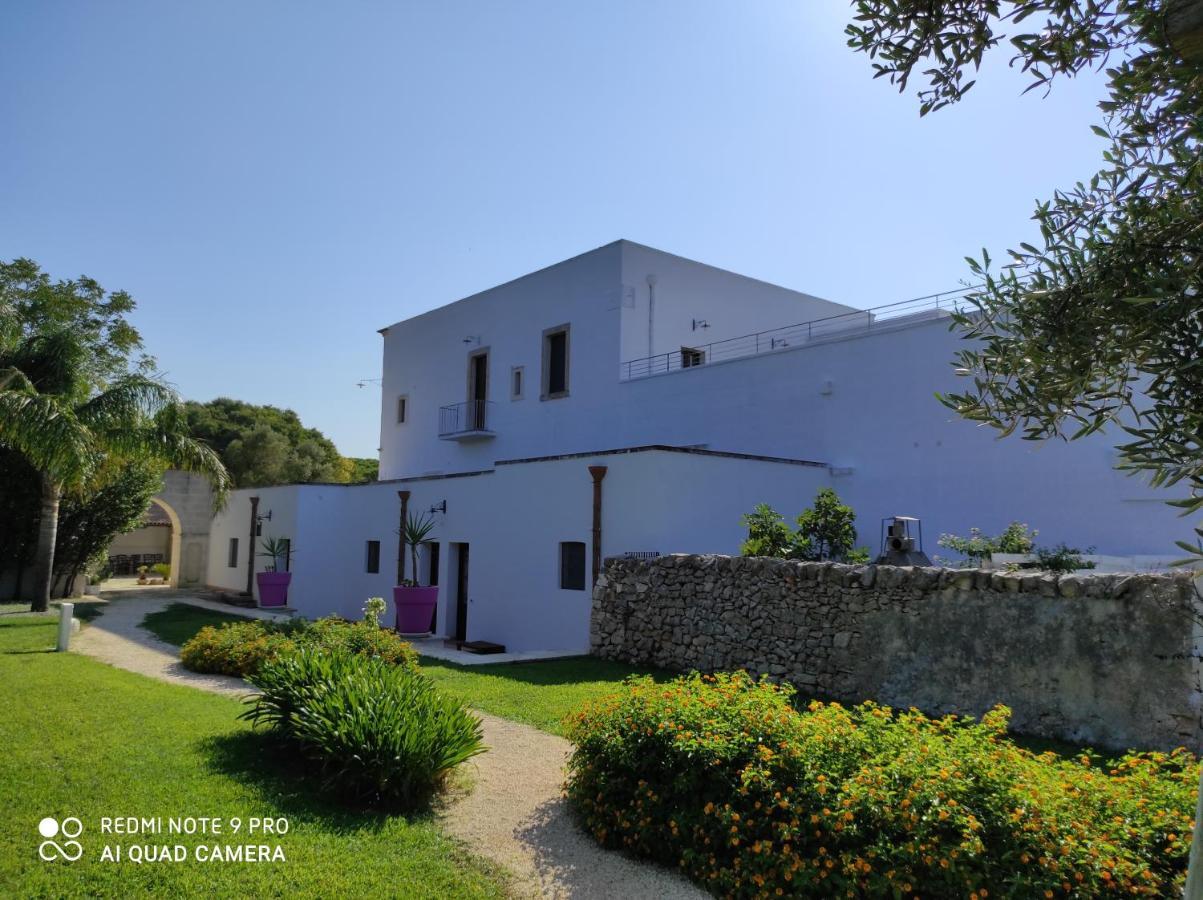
left=0, top=617, right=508, bottom=899
left=140, top=603, right=255, bottom=646
left=419, top=655, right=669, bottom=735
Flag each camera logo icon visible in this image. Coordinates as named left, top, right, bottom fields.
left=38, top=817, right=84, bottom=862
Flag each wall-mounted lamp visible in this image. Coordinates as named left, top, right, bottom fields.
left=692, top=319, right=710, bottom=331
left=462, top=335, right=481, bottom=345
left=255, top=509, right=272, bottom=536
left=429, top=500, right=447, bottom=514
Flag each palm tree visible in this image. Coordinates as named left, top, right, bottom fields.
left=0, top=329, right=230, bottom=611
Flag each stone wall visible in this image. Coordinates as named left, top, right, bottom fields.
left=591, top=555, right=1203, bottom=752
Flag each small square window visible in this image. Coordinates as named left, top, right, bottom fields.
left=511, top=365, right=524, bottom=400
left=559, top=541, right=586, bottom=591
left=681, top=346, right=705, bottom=368
left=365, top=540, right=381, bottom=574
left=396, top=395, right=408, bottom=424
left=227, top=538, right=239, bottom=568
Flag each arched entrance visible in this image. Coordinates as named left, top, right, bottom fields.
left=149, top=497, right=183, bottom=588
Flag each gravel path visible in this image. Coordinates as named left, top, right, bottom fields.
left=70, top=592, right=705, bottom=900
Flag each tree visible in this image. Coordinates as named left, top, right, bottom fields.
left=184, top=398, right=358, bottom=487
left=740, top=504, right=798, bottom=558
left=795, top=488, right=859, bottom=562
left=846, top=2, right=1203, bottom=556
left=0, top=262, right=230, bottom=611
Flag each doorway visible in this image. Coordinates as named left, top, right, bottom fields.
left=468, top=351, right=488, bottom=430
left=425, top=541, right=440, bottom=633
left=451, top=542, right=469, bottom=641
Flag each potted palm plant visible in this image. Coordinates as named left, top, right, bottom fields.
left=394, top=512, right=438, bottom=634
left=256, top=536, right=291, bottom=608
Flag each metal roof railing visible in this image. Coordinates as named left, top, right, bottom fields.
left=619, top=285, right=977, bottom=381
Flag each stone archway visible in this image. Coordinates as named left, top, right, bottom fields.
left=148, top=496, right=183, bottom=588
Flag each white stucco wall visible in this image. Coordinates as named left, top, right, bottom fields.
left=205, top=448, right=830, bottom=652
left=376, top=240, right=857, bottom=481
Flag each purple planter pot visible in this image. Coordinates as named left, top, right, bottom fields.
left=256, top=571, right=291, bottom=608
left=394, top=585, right=438, bottom=635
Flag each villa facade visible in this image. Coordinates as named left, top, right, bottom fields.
left=204, top=241, right=1186, bottom=652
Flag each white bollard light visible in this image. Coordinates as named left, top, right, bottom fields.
left=56, top=602, right=74, bottom=652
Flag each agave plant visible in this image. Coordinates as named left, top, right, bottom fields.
left=401, top=512, right=437, bottom=586
left=258, top=535, right=290, bottom=573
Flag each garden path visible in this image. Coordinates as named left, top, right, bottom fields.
left=71, top=591, right=704, bottom=900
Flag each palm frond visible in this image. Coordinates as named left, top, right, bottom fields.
left=0, top=391, right=95, bottom=486
left=75, top=375, right=178, bottom=433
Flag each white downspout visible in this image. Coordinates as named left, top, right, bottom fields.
left=646, top=274, right=657, bottom=359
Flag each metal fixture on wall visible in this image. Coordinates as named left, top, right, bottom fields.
left=875, top=516, right=932, bottom=566
left=692, top=319, right=710, bottom=331
left=429, top=500, right=447, bottom=515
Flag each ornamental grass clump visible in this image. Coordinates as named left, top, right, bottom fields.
left=242, top=648, right=485, bottom=808
left=564, top=672, right=1198, bottom=898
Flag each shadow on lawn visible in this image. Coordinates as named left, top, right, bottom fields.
left=199, top=728, right=437, bottom=832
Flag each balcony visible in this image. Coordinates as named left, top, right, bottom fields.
left=438, top=399, right=495, bottom=441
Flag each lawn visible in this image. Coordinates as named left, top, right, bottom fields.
left=0, top=617, right=508, bottom=899
left=140, top=602, right=255, bottom=646
left=418, top=656, right=668, bottom=735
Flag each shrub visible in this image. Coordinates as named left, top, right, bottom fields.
left=180, top=621, right=297, bottom=677
left=938, top=521, right=1038, bottom=565
left=179, top=616, right=418, bottom=677
left=242, top=648, right=484, bottom=807
left=740, top=490, right=864, bottom=562
left=564, top=672, right=1197, bottom=898
left=151, top=562, right=171, bottom=579
left=298, top=617, right=418, bottom=670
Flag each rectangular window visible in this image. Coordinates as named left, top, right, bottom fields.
left=681, top=346, right=705, bottom=368
left=279, top=538, right=291, bottom=572
left=396, top=395, right=408, bottom=424
left=542, top=325, right=570, bottom=399
left=227, top=538, right=239, bottom=568
left=365, top=540, right=381, bottom=574
left=559, top=541, right=586, bottom=591
left=511, top=365, right=524, bottom=400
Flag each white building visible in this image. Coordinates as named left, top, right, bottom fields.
left=206, top=240, right=1188, bottom=652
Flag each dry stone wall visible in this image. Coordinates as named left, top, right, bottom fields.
left=591, top=554, right=1203, bottom=751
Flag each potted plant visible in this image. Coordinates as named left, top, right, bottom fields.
left=256, top=536, right=292, bottom=608
left=136, top=564, right=149, bottom=585
left=151, top=562, right=171, bottom=585
left=394, top=512, right=438, bottom=634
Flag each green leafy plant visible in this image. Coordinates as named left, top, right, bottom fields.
left=242, top=648, right=485, bottom=808
left=179, top=616, right=417, bottom=678
left=938, top=521, right=1038, bottom=565
left=739, top=504, right=796, bottom=559
left=740, top=490, right=862, bottom=562
left=180, top=621, right=298, bottom=677
left=363, top=596, right=387, bottom=628
left=565, top=672, right=1197, bottom=898
left=400, top=512, right=437, bottom=587
left=1032, top=543, right=1096, bottom=573
left=795, top=488, right=858, bottom=561
left=258, top=535, right=290, bottom=573
left=151, top=562, right=170, bottom=580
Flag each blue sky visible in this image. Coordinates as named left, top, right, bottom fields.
left=1, top=2, right=1111, bottom=458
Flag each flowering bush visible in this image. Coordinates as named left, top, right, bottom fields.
left=180, top=616, right=417, bottom=677
left=180, top=621, right=298, bottom=677
left=564, top=672, right=1197, bottom=898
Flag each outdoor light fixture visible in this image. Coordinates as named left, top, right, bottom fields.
left=692, top=318, right=710, bottom=331
left=462, top=335, right=481, bottom=345
left=429, top=500, right=447, bottom=514
left=254, top=509, right=272, bottom=536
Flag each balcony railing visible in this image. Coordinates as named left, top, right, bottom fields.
left=438, top=399, right=495, bottom=440
left=619, top=285, right=977, bottom=380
